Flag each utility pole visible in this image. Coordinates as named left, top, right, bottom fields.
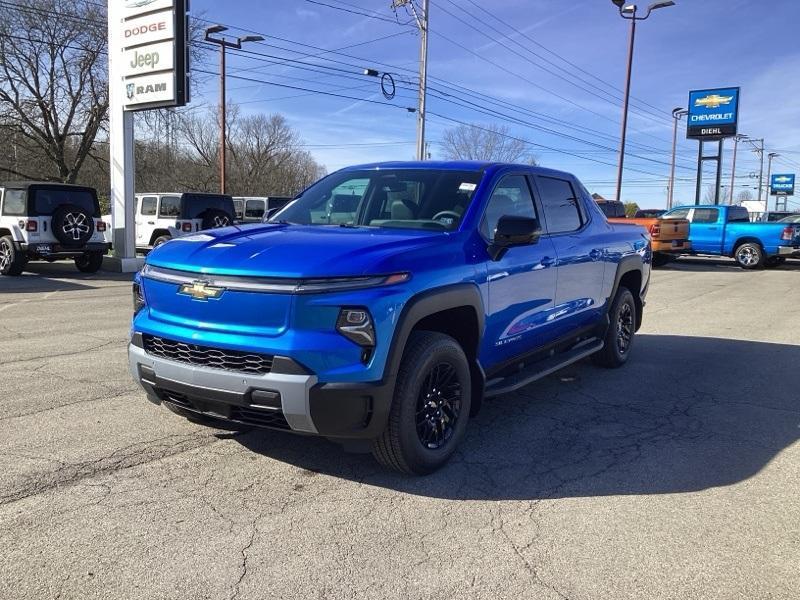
left=728, top=134, right=747, bottom=204
left=395, top=0, right=429, bottom=161
left=766, top=152, right=779, bottom=211
left=668, top=107, right=687, bottom=209
left=746, top=138, right=765, bottom=209
left=204, top=26, right=264, bottom=194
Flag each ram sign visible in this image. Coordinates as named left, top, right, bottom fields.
left=770, top=174, right=795, bottom=196
left=687, top=87, right=740, bottom=140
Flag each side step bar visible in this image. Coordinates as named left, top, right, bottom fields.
left=484, top=338, right=604, bottom=398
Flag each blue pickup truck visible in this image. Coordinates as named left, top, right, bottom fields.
left=662, top=204, right=800, bottom=268
left=129, top=162, right=650, bottom=474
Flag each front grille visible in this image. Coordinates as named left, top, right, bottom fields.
left=159, top=390, right=290, bottom=430
left=143, top=334, right=273, bottom=375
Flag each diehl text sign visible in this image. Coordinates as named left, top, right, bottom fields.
left=687, top=87, right=740, bottom=140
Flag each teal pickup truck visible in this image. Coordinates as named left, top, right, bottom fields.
left=662, top=204, right=800, bottom=269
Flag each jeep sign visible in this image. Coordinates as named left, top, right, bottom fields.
left=119, top=0, right=187, bottom=111
left=123, top=41, right=174, bottom=78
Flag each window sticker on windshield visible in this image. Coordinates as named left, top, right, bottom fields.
left=459, top=182, right=477, bottom=192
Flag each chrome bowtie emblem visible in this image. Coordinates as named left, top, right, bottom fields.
left=178, top=280, right=225, bottom=300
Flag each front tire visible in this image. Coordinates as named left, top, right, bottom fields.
left=152, top=235, right=171, bottom=248
left=734, top=242, right=765, bottom=269
left=0, top=235, right=25, bottom=276
left=75, top=251, right=104, bottom=273
left=372, top=331, right=471, bottom=475
left=593, top=286, right=636, bottom=368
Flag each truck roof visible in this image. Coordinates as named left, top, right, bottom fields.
left=340, top=160, right=577, bottom=180
left=0, top=181, right=96, bottom=191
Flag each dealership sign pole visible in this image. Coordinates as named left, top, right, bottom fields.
left=107, top=0, right=188, bottom=271
left=686, top=87, right=740, bottom=205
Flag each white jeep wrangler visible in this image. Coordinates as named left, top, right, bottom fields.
left=104, top=192, right=235, bottom=251
left=0, top=182, right=111, bottom=276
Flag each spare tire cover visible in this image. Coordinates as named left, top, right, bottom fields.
left=200, top=208, right=234, bottom=230
left=51, top=204, right=95, bottom=247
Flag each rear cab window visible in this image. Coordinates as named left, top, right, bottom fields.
left=726, top=207, right=750, bottom=223
left=30, top=187, right=99, bottom=216
left=180, top=194, right=235, bottom=220
left=158, top=196, right=181, bottom=218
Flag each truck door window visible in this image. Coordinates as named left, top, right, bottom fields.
left=692, top=208, right=719, bottom=224
left=727, top=207, right=750, bottom=222
left=538, top=176, right=582, bottom=233
left=482, top=175, right=537, bottom=240
left=141, top=196, right=157, bottom=216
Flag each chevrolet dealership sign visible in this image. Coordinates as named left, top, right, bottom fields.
left=770, top=174, right=795, bottom=196
left=119, top=0, right=187, bottom=111
left=687, top=87, right=740, bottom=140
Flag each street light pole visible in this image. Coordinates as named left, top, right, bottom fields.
left=204, top=26, right=264, bottom=194
left=728, top=134, right=747, bottom=204
left=766, top=152, right=779, bottom=211
left=668, top=107, right=687, bottom=209
left=611, top=1, right=676, bottom=204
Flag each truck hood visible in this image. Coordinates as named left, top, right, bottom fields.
left=145, top=223, right=448, bottom=278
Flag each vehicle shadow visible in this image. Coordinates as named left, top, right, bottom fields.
left=658, top=256, right=799, bottom=272
left=234, top=334, right=800, bottom=500
left=0, top=262, right=133, bottom=294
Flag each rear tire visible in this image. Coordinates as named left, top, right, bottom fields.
left=372, top=331, right=471, bottom=475
left=593, top=286, right=636, bottom=368
left=152, top=235, right=171, bottom=248
left=74, top=251, right=104, bottom=273
left=0, top=235, right=25, bottom=276
left=734, top=242, right=765, bottom=269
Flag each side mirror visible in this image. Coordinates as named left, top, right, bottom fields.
left=488, top=215, right=541, bottom=261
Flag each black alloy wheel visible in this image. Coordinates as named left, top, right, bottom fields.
left=415, top=362, right=463, bottom=451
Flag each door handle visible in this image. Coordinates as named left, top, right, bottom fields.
left=147, top=221, right=155, bottom=225
left=589, top=248, right=603, bottom=260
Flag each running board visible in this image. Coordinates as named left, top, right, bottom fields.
left=484, top=338, right=604, bottom=398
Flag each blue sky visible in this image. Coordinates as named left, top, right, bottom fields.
left=190, top=0, right=800, bottom=208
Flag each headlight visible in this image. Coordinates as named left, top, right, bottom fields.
left=336, top=308, right=375, bottom=362
left=133, top=282, right=146, bottom=314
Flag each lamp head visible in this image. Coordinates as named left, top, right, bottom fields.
left=239, top=35, right=264, bottom=43
left=204, top=24, right=228, bottom=35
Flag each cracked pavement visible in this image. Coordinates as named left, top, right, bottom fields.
left=1, top=258, right=799, bottom=600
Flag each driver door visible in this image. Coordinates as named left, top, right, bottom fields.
left=482, top=174, right=559, bottom=366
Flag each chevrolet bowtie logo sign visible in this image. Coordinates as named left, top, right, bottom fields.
left=694, top=94, right=734, bottom=109
left=774, top=176, right=792, bottom=183
left=178, top=281, right=224, bottom=300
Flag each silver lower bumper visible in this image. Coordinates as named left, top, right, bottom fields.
left=128, top=343, right=319, bottom=433
left=777, top=246, right=800, bottom=257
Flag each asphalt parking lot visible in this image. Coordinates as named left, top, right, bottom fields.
left=1, top=258, right=798, bottom=600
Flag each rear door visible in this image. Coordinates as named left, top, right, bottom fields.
left=688, top=207, right=723, bottom=254
left=534, top=174, right=607, bottom=334
left=138, top=195, right=158, bottom=246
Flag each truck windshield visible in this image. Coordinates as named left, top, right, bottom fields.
left=32, top=188, right=98, bottom=216
left=274, top=169, right=484, bottom=230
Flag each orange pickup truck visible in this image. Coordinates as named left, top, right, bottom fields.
left=596, top=200, right=691, bottom=267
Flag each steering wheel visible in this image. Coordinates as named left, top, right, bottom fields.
left=431, top=211, right=462, bottom=226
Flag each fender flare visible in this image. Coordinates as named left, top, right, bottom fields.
left=607, top=253, right=646, bottom=330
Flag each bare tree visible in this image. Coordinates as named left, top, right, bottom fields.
left=0, top=0, right=108, bottom=182
left=737, top=189, right=754, bottom=202
left=440, top=123, right=536, bottom=164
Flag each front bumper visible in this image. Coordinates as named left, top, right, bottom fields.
left=128, top=335, right=392, bottom=439
left=652, top=239, right=691, bottom=253
left=777, top=246, right=800, bottom=257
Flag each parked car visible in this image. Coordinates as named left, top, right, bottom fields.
left=233, top=196, right=293, bottom=223
left=103, top=192, right=235, bottom=251
left=759, top=211, right=800, bottom=223
left=0, top=182, right=110, bottom=276
left=662, top=204, right=800, bottom=268
left=129, top=161, right=651, bottom=474
left=777, top=214, right=800, bottom=224
left=634, top=209, right=666, bottom=218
